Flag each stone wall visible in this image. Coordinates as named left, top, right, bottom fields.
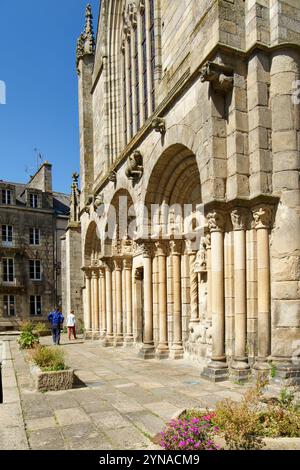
left=75, top=0, right=300, bottom=380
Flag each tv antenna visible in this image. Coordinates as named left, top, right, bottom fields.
left=34, top=148, right=43, bottom=169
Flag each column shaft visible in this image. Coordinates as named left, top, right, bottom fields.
left=138, top=246, right=155, bottom=358
left=170, top=241, right=183, bottom=359
left=105, top=265, right=114, bottom=345
left=156, top=243, right=169, bottom=358
left=125, top=260, right=133, bottom=343
left=114, top=260, right=123, bottom=346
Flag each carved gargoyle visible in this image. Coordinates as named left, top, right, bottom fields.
left=108, top=170, right=117, bottom=183
left=200, top=61, right=233, bottom=94
left=94, top=193, right=104, bottom=211
left=125, top=150, right=143, bottom=180
left=151, top=117, right=166, bottom=134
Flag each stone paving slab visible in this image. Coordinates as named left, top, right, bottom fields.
left=8, top=334, right=300, bottom=450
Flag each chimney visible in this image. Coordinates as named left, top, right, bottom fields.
left=27, top=161, right=53, bottom=193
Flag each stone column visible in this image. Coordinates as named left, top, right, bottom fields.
left=188, top=247, right=199, bottom=325
left=105, top=262, right=114, bottom=346
left=114, top=258, right=123, bottom=346
left=100, top=266, right=107, bottom=339
left=170, top=240, right=184, bottom=359
left=124, top=258, right=134, bottom=345
left=139, top=244, right=155, bottom=358
left=85, top=269, right=92, bottom=336
left=202, top=211, right=228, bottom=381
left=155, top=241, right=169, bottom=359
left=230, top=209, right=250, bottom=381
left=92, top=268, right=100, bottom=338
left=206, top=234, right=212, bottom=324
left=253, top=206, right=272, bottom=371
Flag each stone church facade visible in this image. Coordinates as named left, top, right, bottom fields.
left=69, top=0, right=300, bottom=382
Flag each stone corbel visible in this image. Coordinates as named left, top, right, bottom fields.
left=151, top=117, right=166, bottom=135
left=200, top=61, right=233, bottom=95
left=125, top=150, right=143, bottom=181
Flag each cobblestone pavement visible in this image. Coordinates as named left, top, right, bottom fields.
left=2, top=335, right=250, bottom=450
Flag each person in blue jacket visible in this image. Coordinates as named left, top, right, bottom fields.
left=48, top=307, right=64, bottom=345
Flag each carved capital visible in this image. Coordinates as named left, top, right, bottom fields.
left=114, top=258, right=123, bottom=271
left=170, top=239, right=183, bottom=255
left=200, top=61, right=233, bottom=94
left=207, top=211, right=226, bottom=233
left=231, top=208, right=248, bottom=231
left=252, top=206, right=273, bottom=230
left=83, top=267, right=92, bottom=279
left=92, top=268, right=99, bottom=279
left=155, top=240, right=168, bottom=257
left=142, top=243, right=153, bottom=258
left=123, top=258, right=132, bottom=270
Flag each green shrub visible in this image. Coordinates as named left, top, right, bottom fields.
left=33, top=322, right=48, bottom=336
left=20, top=321, right=35, bottom=333
left=213, top=387, right=265, bottom=450
left=18, top=329, right=39, bottom=349
left=182, top=376, right=300, bottom=449
left=31, top=345, right=67, bottom=372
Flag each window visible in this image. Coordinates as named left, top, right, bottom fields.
left=149, top=0, right=155, bottom=112
left=141, top=9, right=148, bottom=120
left=29, top=260, right=41, bottom=280
left=29, top=193, right=38, bottom=208
left=2, top=189, right=12, bottom=205
left=3, top=295, right=15, bottom=317
left=128, top=38, right=134, bottom=139
left=29, top=228, right=40, bottom=246
left=2, top=225, right=13, bottom=245
left=123, top=53, right=128, bottom=144
left=134, top=27, right=140, bottom=130
left=30, top=295, right=42, bottom=316
left=3, top=258, right=14, bottom=282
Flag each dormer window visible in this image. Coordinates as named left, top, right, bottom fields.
left=2, top=189, right=12, bottom=205
left=30, top=193, right=39, bottom=208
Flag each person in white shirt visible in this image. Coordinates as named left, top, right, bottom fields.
left=67, top=310, right=77, bottom=340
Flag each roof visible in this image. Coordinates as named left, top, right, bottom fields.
left=0, top=180, right=70, bottom=216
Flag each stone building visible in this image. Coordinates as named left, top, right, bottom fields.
left=0, top=162, right=69, bottom=330
left=70, top=1, right=300, bottom=382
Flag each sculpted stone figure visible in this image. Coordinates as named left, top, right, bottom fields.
left=125, top=150, right=143, bottom=180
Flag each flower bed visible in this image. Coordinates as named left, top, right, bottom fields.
left=159, top=377, right=300, bottom=450
left=30, top=364, right=74, bottom=392
left=28, top=345, right=74, bottom=392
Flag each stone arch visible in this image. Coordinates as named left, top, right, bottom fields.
left=84, top=221, right=101, bottom=266
left=103, top=188, right=137, bottom=256
left=143, top=144, right=202, bottom=236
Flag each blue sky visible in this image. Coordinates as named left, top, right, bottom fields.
left=0, top=0, right=99, bottom=194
